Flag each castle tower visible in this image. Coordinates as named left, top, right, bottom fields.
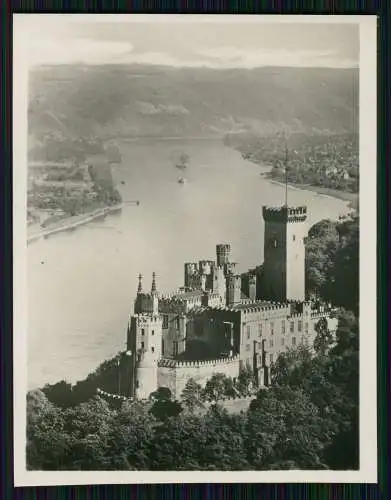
left=184, top=262, right=198, bottom=289
left=226, top=274, right=242, bottom=306
left=248, top=274, right=257, bottom=302
left=216, top=244, right=231, bottom=267
left=212, top=265, right=226, bottom=303
left=261, top=205, right=308, bottom=302
left=128, top=273, right=163, bottom=399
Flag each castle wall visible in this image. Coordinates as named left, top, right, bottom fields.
left=286, top=219, right=308, bottom=301
left=187, top=308, right=241, bottom=356
left=262, top=220, right=287, bottom=302
left=157, top=355, right=240, bottom=399
left=237, top=303, right=337, bottom=367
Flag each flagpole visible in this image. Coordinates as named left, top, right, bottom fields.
left=284, top=135, right=288, bottom=208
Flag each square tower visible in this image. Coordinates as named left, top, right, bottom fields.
left=261, top=206, right=308, bottom=302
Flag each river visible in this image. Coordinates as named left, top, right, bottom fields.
left=27, top=138, right=351, bottom=389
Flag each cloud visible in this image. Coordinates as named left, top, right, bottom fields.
left=196, top=47, right=358, bottom=69
left=23, top=35, right=133, bottom=67
left=136, top=101, right=189, bottom=115
left=90, top=46, right=358, bottom=69
left=19, top=28, right=357, bottom=69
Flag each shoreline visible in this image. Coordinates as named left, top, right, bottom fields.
left=27, top=203, right=123, bottom=244
left=266, top=177, right=358, bottom=210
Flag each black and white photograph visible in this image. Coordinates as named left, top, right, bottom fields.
left=13, top=14, right=377, bottom=485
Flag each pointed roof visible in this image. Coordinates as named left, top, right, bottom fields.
left=151, top=272, right=157, bottom=293
left=137, top=273, right=143, bottom=293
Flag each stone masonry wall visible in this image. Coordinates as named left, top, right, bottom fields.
left=157, top=355, right=240, bottom=399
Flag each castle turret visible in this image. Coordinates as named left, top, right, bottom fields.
left=212, top=265, right=226, bottom=304
left=226, top=274, right=242, bottom=306
left=261, top=205, right=308, bottom=302
left=216, top=244, right=231, bottom=267
left=128, top=273, right=162, bottom=399
left=184, top=262, right=198, bottom=289
left=245, top=273, right=257, bottom=301
left=134, top=272, right=159, bottom=315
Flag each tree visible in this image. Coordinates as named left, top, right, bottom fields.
left=107, top=400, right=156, bottom=470
left=202, top=373, right=233, bottom=404
left=305, top=219, right=340, bottom=298
left=313, top=317, right=334, bottom=356
left=180, top=378, right=205, bottom=411
left=150, top=387, right=172, bottom=403
left=247, top=386, right=333, bottom=469
left=149, top=387, right=183, bottom=421
left=323, top=214, right=359, bottom=315
left=61, top=396, right=115, bottom=470
left=41, top=381, right=74, bottom=409
left=26, top=390, right=70, bottom=470
left=148, top=413, right=207, bottom=470
left=235, top=365, right=256, bottom=396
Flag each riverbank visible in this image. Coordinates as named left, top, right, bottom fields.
left=266, top=177, right=358, bottom=210
left=27, top=203, right=123, bottom=244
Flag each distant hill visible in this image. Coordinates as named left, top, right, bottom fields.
left=28, top=64, right=358, bottom=158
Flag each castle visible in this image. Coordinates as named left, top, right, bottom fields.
left=120, top=204, right=338, bottom=400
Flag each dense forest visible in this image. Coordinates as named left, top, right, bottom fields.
left=26, top=214, right=359, bottom=471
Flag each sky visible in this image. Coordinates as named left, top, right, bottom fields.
left=15, top=15, right=359, bottom=69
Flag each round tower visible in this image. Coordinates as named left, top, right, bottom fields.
left=128, top=273, right=163, bottom=399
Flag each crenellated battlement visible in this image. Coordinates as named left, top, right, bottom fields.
left=288, top=312, right=306, bottom=319
left=132, top=313, right=161, bottom=319
left=262, top=205, right=307, bottom=223
left=311, top=309, right=336, bottom=319
left=158, top=354, right=240, bottom=369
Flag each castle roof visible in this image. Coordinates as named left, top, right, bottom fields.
left=229, top=300, right=273, bottom=311
left=186, top=300, right=280, bottom=316
left=177, top=290, right=204, bottom=298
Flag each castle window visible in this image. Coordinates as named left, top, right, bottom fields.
left=151, top=330, right=155, bottom=336
left=290, top=322, right=295, bottom=333
left=162, top=340, right=165, bottom=355
left=246, top=344, right=251, bottom=352
left=247, top=325, right=251, bottom=339
left=141, top=341, right=145, bottom=349
left=269, top=339, right=274, bottom=348
left=269, top=354, right=274, bottom=364
left=298, top=320, right=302, bottom=332
left=176, top=318, right=180, bottom=330
left=151, top=347, right=155, bottom=353
left=304, top=322, right=309, bottom=334
left=141, top=328, right=145, bottom=336
left=281, top=321, right=286, bottom=334
left=273, top=239, right=277, bottom=248
left=292, top=337, right=296, bottom=346
left=281, top=338, right=285, bottom=346
left=293, top=235, right=296, bottom=241
left=258, top=324, right=263, bottom=337
left=162, top=315, right=168, bottom=329
left=270, top=322, right=274, bottom=335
